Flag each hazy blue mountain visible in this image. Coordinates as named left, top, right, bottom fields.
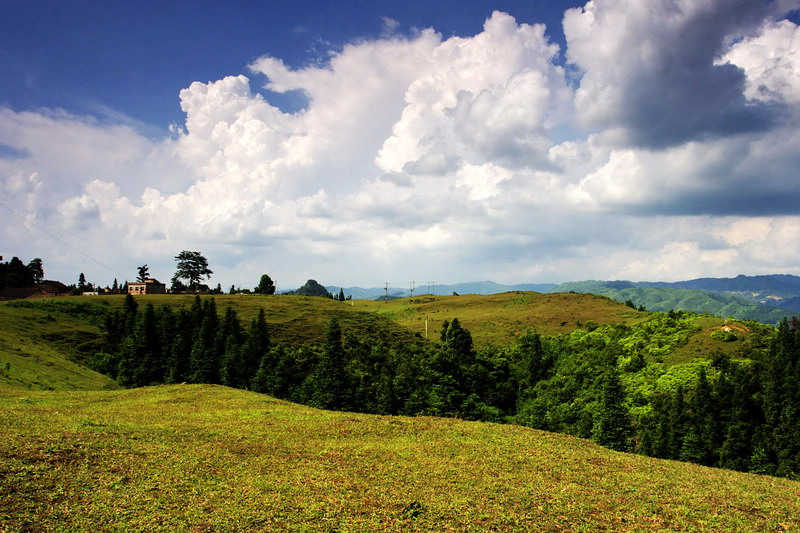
left=324, top=281, right=556, bottom=300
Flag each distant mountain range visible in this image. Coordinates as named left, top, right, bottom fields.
left=317, top=274, right=800, bottom=325
left=322, top=281, right=557, bottom=300
left=637, top=274, right=800, bottom=312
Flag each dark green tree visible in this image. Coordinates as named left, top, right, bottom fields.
left=255, top=274, right=276, bottom=295
left=117, top=303, right=161, bottom=387
left=592, top=366, right=630, bottom=452
left=311, top=316, right=348, bottom=410
left=27, top=258, right=43, bottom=284
left=218, top=307, right=245, bottom=387
left=172, top=251, right=213, bottom=291
left=0, top=256, right=35, bottom=289
left=78, top=273, right=87, bottom=291
left=339, top=288, right=345, bottom=302
left=189, top=298, right=220, bottom=383
left=242, top=308, right=270, bottom=381
left=165, top=308, right=193, bottom=383
left=137, top=264, right=149, bottom=282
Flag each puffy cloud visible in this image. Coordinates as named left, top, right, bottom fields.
left=721, top=19, right=800, bottom=109
left=3, top=5, right=800, bottom=288
left=376, top=11, right=571, bottom=174
left=564, top=0, right=784, bottom=148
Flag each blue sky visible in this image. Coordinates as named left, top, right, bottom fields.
left=2, top=0, right=800, bottom=291
left=2, top=1, right=582, bottom=130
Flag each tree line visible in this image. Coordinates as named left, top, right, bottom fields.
left=0, top=256, right=43, bottom=290
left=90, top=296, right=800, bottom=480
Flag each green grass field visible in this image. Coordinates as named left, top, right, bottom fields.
left=0, top=304, right=117, bottom=391
left=1, top=295, right=797, bottom=530
left=2, top=384, right=799, bottom=532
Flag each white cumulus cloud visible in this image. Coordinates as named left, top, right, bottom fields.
left=2, top=4, right=800, bottom=288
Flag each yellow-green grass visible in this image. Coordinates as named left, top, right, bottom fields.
left=0, top=304, right=117, bottom=391
left=82, top=291, right=651, bottom=348
left=360, top=292, right=650, bottom=346
left=8, top=293, right=751, bottom=358
left=1, top=384, right=799, bottom=532
left=92, top=294, right=423, bottom=347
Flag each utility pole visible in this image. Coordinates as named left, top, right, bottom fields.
left=410, top=281, right=415, bottom=298
left=384, top=282, right=389, bottom=301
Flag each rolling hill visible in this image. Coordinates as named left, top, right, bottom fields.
left=2, top=293, right=799, bottom=530
left=319, top=274, right=800, bottom=324
left=549, top=280, right=796, bottom=324
left=640, top=274, right=800, bottom=312
left=2, top=384, right=799, bottom=531
left=0, top=303, right=117, bottom=391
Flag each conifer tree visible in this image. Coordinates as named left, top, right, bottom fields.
left=311, top=316, right=348, bottom=410
left=241, top=308, right=270, bottom=383
left=592, top=366, right=630, bottom=451
left=189, top=298, right=220, bottom=383
left=165, top=309, right=193, bottom=383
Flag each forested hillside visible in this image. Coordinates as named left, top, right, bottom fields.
left=641, top=274, right=800, bottom=313
left=550, top=280, right=795, bottom=324
left=10, top=291, right=797, bottom=480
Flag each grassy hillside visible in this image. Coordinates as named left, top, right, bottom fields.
left=32, top=291, right=651, bottom=349
left=359, top=291, right=649, bottom=346
left=0, top=303, right=117, bottom=391
left=2, top=384, right=799, bottom=532
left=37, top=294, right=424, bottom=348
left=4, top=292, right=754, bottom=368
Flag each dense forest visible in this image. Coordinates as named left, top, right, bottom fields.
left=83, top=294, right=800, bottom=480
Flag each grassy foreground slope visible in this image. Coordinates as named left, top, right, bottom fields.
left=0, top=304, right=117, bottom=391
left=2, top=385, right=799, bottom=532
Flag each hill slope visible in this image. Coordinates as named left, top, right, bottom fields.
left=2, top=384, right=799, bottom=532
left=550, top=280, right=795, bottom=324
left=358, top=291, right=648, bottom=346
left=641, top=274, right=800, bottom=312
left=0, top=303, right=117, bottom=391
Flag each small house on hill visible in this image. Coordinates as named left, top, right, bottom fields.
left=128, top=278, right=166, bottom=295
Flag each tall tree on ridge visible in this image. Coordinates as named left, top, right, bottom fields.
left=172, top=251, right=213, bottom=291
left=137, top=264, right=150, bottom=282
left=255, top=274, right=276, bottom=295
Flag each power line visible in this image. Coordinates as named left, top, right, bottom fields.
left=0, top=198, right=125, bottom=279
